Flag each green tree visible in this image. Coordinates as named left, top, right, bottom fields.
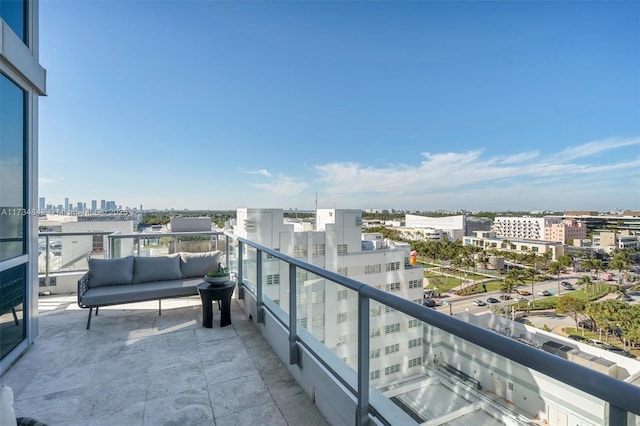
left=547, top=261, right=566, bottom=297
left=524, top=267, right=537, bottom=303
left=556, top=296, right=586, bottom=327
left=504, top=269, right=525, bottom=296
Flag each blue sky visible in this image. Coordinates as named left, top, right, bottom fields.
left=38, top=1, right=640, bottom=212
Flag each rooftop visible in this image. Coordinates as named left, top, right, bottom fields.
left=0, top=294, right=328, bottom=426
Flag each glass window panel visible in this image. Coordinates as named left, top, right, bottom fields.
left=0, top=74, right=27, bottom=261
left=0, top=263, right=26, bottom=359
left=0, top=0, right=28, bottom=44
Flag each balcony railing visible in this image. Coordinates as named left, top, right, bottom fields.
left=37, top=230, right=640, bottom=425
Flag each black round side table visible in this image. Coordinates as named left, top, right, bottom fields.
left=197, top=281, right=235, bottom=328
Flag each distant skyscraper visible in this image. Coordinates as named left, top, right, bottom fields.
left=100, top=200, right=106, bottom=210
left=64, top=197, right=69, bottom=210
left=39, top=197, right=45, bottom=210
left=91, top=200, right=97, bottom=211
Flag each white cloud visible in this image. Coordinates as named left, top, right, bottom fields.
left=243, top=169, right=272, bottom=177
left=254, top=175, right=308, bottom=197
left=555, top=137, right=640, bottom=161
left=312, top=137, right=640, bottom=206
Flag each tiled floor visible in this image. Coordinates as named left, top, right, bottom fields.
left=1, top=294, right=329, bottom=426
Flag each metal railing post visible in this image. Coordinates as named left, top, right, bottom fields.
left=44, top=235, right=50, bottom=285
left=356, top=293, right=370, bottom=426
left=256, top=249, right=264, bottom=323
left=237, top=240, right=244, bottom=300
left=288, top=263, right=298, bottom=365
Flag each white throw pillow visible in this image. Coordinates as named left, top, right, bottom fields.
left=0, top=386, right=17, bottom=426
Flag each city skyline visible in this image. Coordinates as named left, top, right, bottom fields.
left=38, top=1, right=639, bottom=211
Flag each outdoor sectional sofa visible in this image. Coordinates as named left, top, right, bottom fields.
left=77, top=250, right=223, bottom=329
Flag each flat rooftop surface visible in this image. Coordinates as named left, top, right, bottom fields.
left=1, top=294, right=328, bottom=426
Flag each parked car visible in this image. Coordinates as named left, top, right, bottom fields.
left=486, top=297, right=499, bottom=304
left=561, top=281, right=574, bottom=290
left=473, top=299, right=486, bottom=306
left=516, top=296, right=528, bottom=301
left=499, top=294, right=511, bottom=300
left=518, top=290, right=531, bottom=295
left=423, top=298, right=436, bottom=308
left=537, top=290, right=551, bottom=296
left=578, top=320, right=597, bottom=331
left=620, top=294, right=633, bottom=302
left=567, top=335, right=586, bottom=342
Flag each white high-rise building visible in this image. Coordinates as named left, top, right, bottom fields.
left=234, top=208, right=425, bottom=385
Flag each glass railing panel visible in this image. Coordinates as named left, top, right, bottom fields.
left=261, top=255, right=288, bottom=323
left=37, top=234, right=104, bottom=272
left=242, top=245, right=257, bottom=293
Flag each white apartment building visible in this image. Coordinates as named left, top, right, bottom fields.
left=234, top=208, right=425, bottom=385
left=464, top=231, right=564, bottom=261
left=492, top=216, right=554, bottom=241
left=593, top=231, right=640, bottom=253
left=403, top=214, right=466, bottom=241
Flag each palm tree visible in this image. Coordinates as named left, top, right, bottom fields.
left=547, top=261, right=566, bottom=296
left=577, top=274, right=593, bottom=296
left=504, top=269, right=525, bottom=297
left=524, top=267, right=537, bottom=304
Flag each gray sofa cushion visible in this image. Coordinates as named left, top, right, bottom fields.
left=88, top=256, right=134, bottom=288
left=81, top=278, right=202, bottom=307
left=133, top=255, right=181, bottom=284
left=179, top=251, right=222, bottom=278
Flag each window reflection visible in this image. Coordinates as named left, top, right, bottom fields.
left=0, top=264, right=26, bottom=359
left=0, top=0, right=28, bottom=45
left=0, top=74, right=26, bottom=261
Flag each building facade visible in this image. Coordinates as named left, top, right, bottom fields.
left=403, top=214, right=466, bottom=241
left=0, top=0, right=47, bottom=372
left=544, top=218, right=587, bottom=244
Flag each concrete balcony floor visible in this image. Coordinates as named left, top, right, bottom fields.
left=0, top=294, right=329, bottom=426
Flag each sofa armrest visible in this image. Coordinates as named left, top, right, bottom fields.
left=77, top=272, right=90, bottom=308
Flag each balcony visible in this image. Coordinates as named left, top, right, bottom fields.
left=2, top=230, right=640, bottom=425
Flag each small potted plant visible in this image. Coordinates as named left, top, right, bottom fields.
left=204, top=263, right=230, bottom=285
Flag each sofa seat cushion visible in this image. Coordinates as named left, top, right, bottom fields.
left=179, top=251, right=222, bottom=278
left=133, top=255, right=181, bottom=284
left=81, top=278, right=201, bottom=307
left=88, top=256, right=134, bottom=288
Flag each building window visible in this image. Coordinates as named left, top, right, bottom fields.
left=0, top=74, right=27, bottom=262
left=370, top=370, right=380, bottom=380
left=364, top=264, right=381, bottom=274
left=297, top=292, right=307, bottom=306
left=337, top=266, right=348, bottom=275
left=312, top=313, right=325, bottom=328
left=386, top=262, right=400, bottom=271
left=337, top=312, right=348, bottom=323
left=0, top=264, right=26, bottom=359
left=266, top=274, right=280, bottom=286
left=297, top=317, right=308, bottom=329
left=409, top=279, right=421, bottom=289
left=408, top=357, right=422, bottom=368
left=312, top=244, right=325, bottom=256
left=370, top=349, right=380, bottom=359
left=0, top=1, right=28, bottom=45
left=296, top=269, right=308, bottom=281
left=294, top=246, right=307, bottom=257
left=370, top=306, right=381, bottom=317
left=385, top=305, right=396, bottom=313
left=385, top=282, right=400, bottom=292
left=336, top=335, right=347, bottom=346
left=311, top=290, right=325, bottom=304
left=384, top=364, right=400, bottom=376
left=337, top=244, right=348, bottom=256
left=384, top=343, right=400, bottom=355
left=408, top=319, right=420, bottom=328
left=413, top=298, right=422, bottom=304
left=337, top=289, right=348, bottom=301
left=385, top=323, right=400, bottom=334
left=370, top=327, right=380, bottom=337
left=409, top=338, right=422, bottom=348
